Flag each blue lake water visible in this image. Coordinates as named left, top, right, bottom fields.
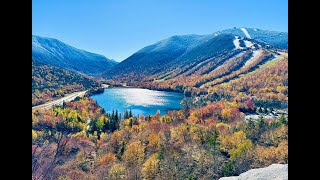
left=90, top=88, right=184, bottom=117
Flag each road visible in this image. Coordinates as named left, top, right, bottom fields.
left=32, top=90, right=87, bottom=111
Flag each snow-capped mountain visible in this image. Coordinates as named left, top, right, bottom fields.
left=104, top=27, right=287, bottom=80
left=32, top=35, right=118, bottom=76
left=219, top=27, right=288, bottom=49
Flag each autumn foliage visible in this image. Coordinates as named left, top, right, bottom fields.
left=32, top=51, right=288, bottom=179
left=32, top=96, right=287, bottom=179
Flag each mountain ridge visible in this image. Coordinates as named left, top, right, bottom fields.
left=32, top=35, right=118, bottom=76
left=104, top=27, right=287, bottom=82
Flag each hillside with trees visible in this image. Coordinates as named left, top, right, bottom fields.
left=32, top=97, right=287, bottom=179
left=32, top=60, right=100, bottom=106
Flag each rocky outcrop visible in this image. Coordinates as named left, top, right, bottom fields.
left=219, top=164, right=288, bottom=180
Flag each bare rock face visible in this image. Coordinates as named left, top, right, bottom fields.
left=219, top=164, right=288, bottom=180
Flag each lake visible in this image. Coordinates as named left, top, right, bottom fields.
left=90, top=87, right=184, bottom=117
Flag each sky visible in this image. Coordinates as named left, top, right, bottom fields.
left=32, top=0, right=288, bottom=61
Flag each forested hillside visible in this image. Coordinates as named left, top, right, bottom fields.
left=32, top=97, right=287, bottom=179
left=141, top=51, right=288, bottom=109
left=32, top=60, right=100, bottom=106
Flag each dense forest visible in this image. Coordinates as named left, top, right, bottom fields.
left=32, top=97, right=287, bottom=179
left=32, top=60, right=100, bottom=106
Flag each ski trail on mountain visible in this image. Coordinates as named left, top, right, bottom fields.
left=233, top=36, right=243, bottom=49
left=240, top=28, right=251, bottom=38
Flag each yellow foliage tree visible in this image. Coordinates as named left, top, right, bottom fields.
left=142, top=153, right=159, bottom=179
left=170, top=124, right=188, bottom=144
left=58, top=176, right=70, bottom=180
left=123, top=141, right=145, bottom=166
left=32, top=114, right=39, bottom=126
left=96, top=116, right=105, bottom=131
left=189, top=124, right=209, bottom=144
left=220, top=131, right=253, bottom=160
left=216, top=123, right=230, bottom=137
left=108, top=163, right=126, bottom=179
left=32, top=130, right=37, bottom=142
left=275, top=140, right=288, bottom=163
left=160, top=115, right=173, bottom=124
left=148, top=132, right=160, bottom=150
left=221, top=108, right=232, bottom=121
left=132, top=125, right=140, bottom=134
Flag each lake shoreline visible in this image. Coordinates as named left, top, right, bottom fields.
left=104, top=84, right=185, bottom=94
left=89, top=87, right=184, bottom=117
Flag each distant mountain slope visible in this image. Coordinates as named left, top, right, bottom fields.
left=105, top=34, right=211, bottom=80
left=104, top=27, right=287, bottom=82
left=105, top=33, right=236, bottom=80
left=32, top=35, right=118, bottom=75
left=32, top=60, right=100, bottom=106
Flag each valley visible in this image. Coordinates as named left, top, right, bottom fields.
left=32, top=27, right=288, bottom=180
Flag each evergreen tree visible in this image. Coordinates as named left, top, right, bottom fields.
left=110, top=119, right=115, bottom=132
left=119, top=141, right=125, bottom=157
left=62, top=101, right=66, bottom=108
left=129, top=109, right=132, bottom=118
left=111, top=110, right=115, bottom=121
left=115, top=110, right=119, bottom=122
left=158, top=144, right=165, bottom=160
left=129, top=118, right=133, bottom=127
left=209, top=130, right=219, bottom=151
left=223, top=160, right=235, bottom=176
left=115, top=110, right=120, bottom=129
left=103, top=119, right=109, bottom=132
left=124, top=110, right=128, bottom=119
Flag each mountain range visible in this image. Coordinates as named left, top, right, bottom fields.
left=32, top=35, right=118, bottom=75
left=104, top=27, right=287, bottom=84
left=32, top=27, right=287, bottom=85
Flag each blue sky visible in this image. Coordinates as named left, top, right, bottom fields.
left=32, top=0, right=288, bottom=61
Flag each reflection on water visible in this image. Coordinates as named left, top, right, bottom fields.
left=90, top=88, right=184, bottom=117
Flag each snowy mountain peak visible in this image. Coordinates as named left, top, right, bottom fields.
left=32, top=35, right=118, bottom=75
left=220, top=27, right=288, bottom=49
